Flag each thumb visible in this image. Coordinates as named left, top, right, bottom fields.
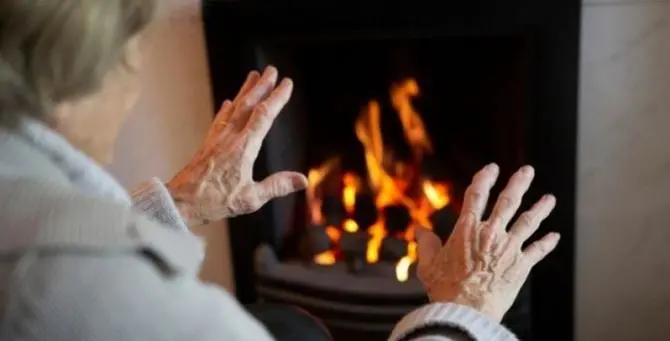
left=254, top=171, right=308, bottom=204
left=415, top=226, right=441, bottom=272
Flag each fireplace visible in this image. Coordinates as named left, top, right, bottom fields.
left=203, top=1, right=579, bottom=341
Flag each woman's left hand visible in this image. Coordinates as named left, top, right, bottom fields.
left=167, top=66, right=308, bottom=226
left=415, top=164, right=559, bottom=322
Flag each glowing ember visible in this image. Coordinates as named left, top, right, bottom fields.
left=307, top=158, right=339, bottom=225
left=306, top=78, right=451, bottom=282
left=343, top=219, right=359, bottom=233
left=314, top=250, right=336, bottom=265
left=396, top=242, right=417, bottom=282
left=325, top=226, right=341, bottom=242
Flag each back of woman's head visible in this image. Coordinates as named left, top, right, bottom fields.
left=0, top=0, right=156, bottom=128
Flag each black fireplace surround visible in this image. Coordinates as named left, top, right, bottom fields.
left=203, top=1, right=579, bottom=341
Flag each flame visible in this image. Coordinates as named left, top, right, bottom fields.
left=314, top=250, right=336, bottom=265
left=396, top=241, right=418, bottom=282
left=313, top=227, right=341, bottom=266
left=307, top=158, right=339, bottom=224
left=306, top=78, right=451, bottom=282
left=342, top=173, right=360, bottom=214
left=423, top=181, right=450, bottom=209
left=391, top=79, right=433, bottom=157
left=366, top=220, right=387, bottom=264
left=355, top=100, right=400, bottom=207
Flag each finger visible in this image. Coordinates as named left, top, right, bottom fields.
left=230, top=66, right=278, bottom=127
left=233, top=70, right=261, bottom=103
left=488, top=165, right=535, bottom=231
left=443, top=210, right=478, bottom=270
left=251, top=171, right=308, bottom=209
left=478, top=221, right=498, bottom=253
left=415, top=226, right=441, bottom=280
left=459, top=163, right=499, bottom=221
left=522, top=232, right=560, bottom=267
left=509, top=194, right=556, bottom=245
left=209, top=100, right=233, bottom=139
left=244, top=78, right=293, bottom=149
left=416, top=227, right=441, bottom=264
left=215, top=71, right=260, bottom=126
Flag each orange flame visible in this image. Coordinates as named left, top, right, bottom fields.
left=391, top=79, right=433, bottom=158
left=307, top=78, right=451, bottom=281
left=366, top=220, right=387, bottom=264
left=342, top=173, right=360, bottom=214
left=307, top=157, right=339, bottom=225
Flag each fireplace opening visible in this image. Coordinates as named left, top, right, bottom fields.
left=253, top=36, right=533, bottom=340
left=204, top=2, right=579, bottom=341
left=284, top=36, right=531, bottom=270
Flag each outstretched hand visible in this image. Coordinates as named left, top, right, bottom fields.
left=167, top=66, right=308, bottom=225
left=415, top=164, right=560, bottom=322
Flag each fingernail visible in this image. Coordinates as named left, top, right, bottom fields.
left=543, top=194, right=556, bottom=202
left=550, top=232, right=561, bottom=241
left=292, top=174, right=308, bottom=189
left=521, top=165, right=534, bottom=175
left=486, top=163, right=498, bottom=172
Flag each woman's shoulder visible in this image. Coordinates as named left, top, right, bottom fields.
left=0, top=176, right=221, bottom=339
left=0, top=126, right=72, bottom=185
left=0, top=232, right=236, bottom=341
left=0, top=177, right=266, bottom=341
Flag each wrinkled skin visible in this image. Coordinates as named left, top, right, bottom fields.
left=167, top=67, right=308, bottom=226
left=415, top=164, right=560, bottom=322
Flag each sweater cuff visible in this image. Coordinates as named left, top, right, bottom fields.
left=389, top=303, right=518, bottom=341
left=131, top=177, right=190, bottom=232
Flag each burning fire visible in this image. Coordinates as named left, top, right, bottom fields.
left=308, top=78, right=451, bottom=282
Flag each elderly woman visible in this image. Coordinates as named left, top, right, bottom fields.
left=0, top=1, right=561, bottom=340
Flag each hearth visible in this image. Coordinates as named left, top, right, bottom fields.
left=203, top=1, right=579, bottom=341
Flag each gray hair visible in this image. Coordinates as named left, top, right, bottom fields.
left=0, top=0, right=156, bottom=128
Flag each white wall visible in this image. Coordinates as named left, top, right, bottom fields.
left=108, top=0, right=235, bottom=292
left=577, top=0, right=670, bottom=340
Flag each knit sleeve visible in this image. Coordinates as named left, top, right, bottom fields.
left=130, top=177, right=190, bottom=232
left=389, top=303, right=519, bottom=341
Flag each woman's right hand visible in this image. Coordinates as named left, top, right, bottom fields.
left=167, top=66, right=308, bottom=226
left=415, top=164, right=560, bottom=322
